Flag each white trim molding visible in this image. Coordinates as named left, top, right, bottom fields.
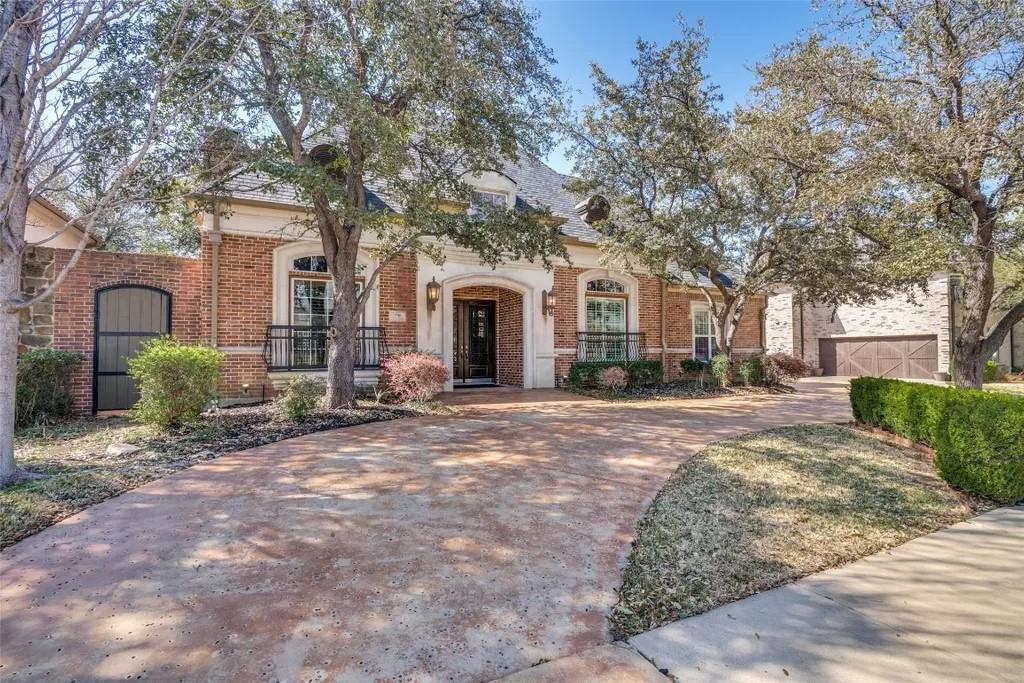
left=438, top=272, right=536, bottom=392
left=575, top=268, right=640, bottom=334
left=271, top=239, right=379, bottom=327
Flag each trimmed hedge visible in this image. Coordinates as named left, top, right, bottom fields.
left=569, top=360, right=662, bottom=388
left=850, top=377, right=1024, bottom=503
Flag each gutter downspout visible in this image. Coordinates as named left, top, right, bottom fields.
left=210, top=205, right=221, bottom=348
left=660, top=280, right=668, bottom=380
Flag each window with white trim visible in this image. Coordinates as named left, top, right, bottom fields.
left=470, top=190, right=508, bottom=213
left=693, top=309, right=718, bottom=361
left=584, top=277, right=628, bottom=361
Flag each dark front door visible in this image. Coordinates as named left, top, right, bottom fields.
left=94, top=285, right=172, bottom=411
left=453, top=299, right=496, bottom=384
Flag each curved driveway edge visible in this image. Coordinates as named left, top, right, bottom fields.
left=1, top=382, right=850, bottom=682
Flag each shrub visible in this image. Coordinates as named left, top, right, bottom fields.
left=709, top=353, right=733, bottom=387
left=568, top=360, right=663, bottom=388
left=15, top=348, right=83, bottom=427
left=679, top=358, right=707, bottom=374
left=850, top=377, right=1024, bottom=502
left=380, top=352, right=448, bottom=403
left=983, top=359, right=1001, bottom=382
left=737, top=356, right=766, bottom=386
left=763, top=352, right=811, bottom=384
left=935, top=392, right=1024, bottom=504
left=679, top=358, right=708, bottom=386
left=598, top=366, right=630, bottom=390
left=276, top=375, right=324, bottom=420
left=127, top=338, right=223, bottom=428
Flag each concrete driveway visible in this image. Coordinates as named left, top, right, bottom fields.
left=1, top=382, right=850, bottom=682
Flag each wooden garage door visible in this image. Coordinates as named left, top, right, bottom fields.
left=819, top=336, right=938, bottom=379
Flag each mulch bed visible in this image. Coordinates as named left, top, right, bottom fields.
left=573, top=381, right=797, bottom=402
left=3, top=401, right=435, bottom=549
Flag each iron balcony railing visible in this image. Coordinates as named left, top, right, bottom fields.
left=576, top=331, right=648, bottom=362
left=264, top=325, right=388, bottom=371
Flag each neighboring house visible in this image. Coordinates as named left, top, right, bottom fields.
left=25, top=197, right=97, bottom=250
left=766, top=276, right=1023, bottom=378
left=20, top=156, right=768, bottom=414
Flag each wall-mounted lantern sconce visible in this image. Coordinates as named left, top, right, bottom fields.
left=426, top=276, right=441, bottom=311
left=542, top=289, right=556, bottom=317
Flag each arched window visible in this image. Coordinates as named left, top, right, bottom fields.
left=292, top=255, right=328, bottom=273
left=586, top=278, right=625, bottom=294
left=584, top=277, right=628, bottom=362
left=289, top=255, right=364, bottom=328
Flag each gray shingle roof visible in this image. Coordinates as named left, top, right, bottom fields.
left=212, top=155, right=602, bottom=244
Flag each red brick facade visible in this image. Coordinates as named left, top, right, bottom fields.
left=552, top=265, right=765, bottom=383
left=31, top=234, right=765, bottom=413
left=46, top=248, right=203, bottom=413
left=377, top=253, right=418, bottom=350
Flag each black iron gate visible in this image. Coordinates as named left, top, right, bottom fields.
left=93, top=285, right=171, bottom=411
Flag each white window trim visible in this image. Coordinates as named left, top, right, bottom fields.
left=690, top=301, right=717, bottom=360
left=272, top=240, right=378, bottom=327
left=576, top=268, right=639, bottom=333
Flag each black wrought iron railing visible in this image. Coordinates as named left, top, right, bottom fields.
left=264, top=325, right=388, bottom=371
left=576, top=331, right=647, bottom=362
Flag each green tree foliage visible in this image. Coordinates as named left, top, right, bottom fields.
left=756, top=0, right=1024, bottom=387
left=567, top=21, right=924, bottom=357
left=165, top=0, right=567, bottom=407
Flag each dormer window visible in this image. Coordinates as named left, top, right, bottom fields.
left=470, top=190, right=508, bottom=213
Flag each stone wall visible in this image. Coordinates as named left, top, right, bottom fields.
left=18, top=247, right=56, bottom=351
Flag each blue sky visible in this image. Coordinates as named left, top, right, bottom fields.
left=528, top=1, right=824, bottom=173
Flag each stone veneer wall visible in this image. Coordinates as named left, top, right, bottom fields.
left=19, top=247, right=56, bottom=351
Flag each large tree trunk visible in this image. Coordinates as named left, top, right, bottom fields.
left=0, top=248, right=24, bottom=485
left=709, top=292, right=746, bottom=388
left=0, top=0, right=32, bottom=485
left=316, top=199, right=362, bottom=409
left=952, top=212, right=998, bottom=389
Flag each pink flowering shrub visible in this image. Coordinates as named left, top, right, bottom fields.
left=380, top=352, right=449, bottom=403
left=598, top=365, right=630, bottom=391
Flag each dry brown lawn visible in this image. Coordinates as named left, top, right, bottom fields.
left=611, top=423, right=990, bottom=639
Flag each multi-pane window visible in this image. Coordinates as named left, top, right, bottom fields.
left=693, top=309, right=718, bottom=361
left=470, top=190, right=508, bottom=213
left=586, top=297, right=626, bottom=333
left=292, top=255, right=328, bottom=272
left=585, top=278, right=628, bottom=360
left=586, top=279, right=625, bottom=294
left=292, top=279, right=335, bottom=327
left=289, top=255, right=365, bottom=367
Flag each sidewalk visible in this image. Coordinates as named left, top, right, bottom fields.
left=503, top=506, right=1023, bottom=682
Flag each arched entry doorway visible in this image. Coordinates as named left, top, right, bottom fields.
left=93, top=285, right=171, bottom=411
left=441, top=274, right=534, bottom=390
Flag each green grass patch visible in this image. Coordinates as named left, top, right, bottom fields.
left=611, top=424, right=987, bottom=639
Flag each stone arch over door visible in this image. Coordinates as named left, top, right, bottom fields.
left=440, top=274, right=535, bottom=391
left=93, top=284, right=172, bottom=411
